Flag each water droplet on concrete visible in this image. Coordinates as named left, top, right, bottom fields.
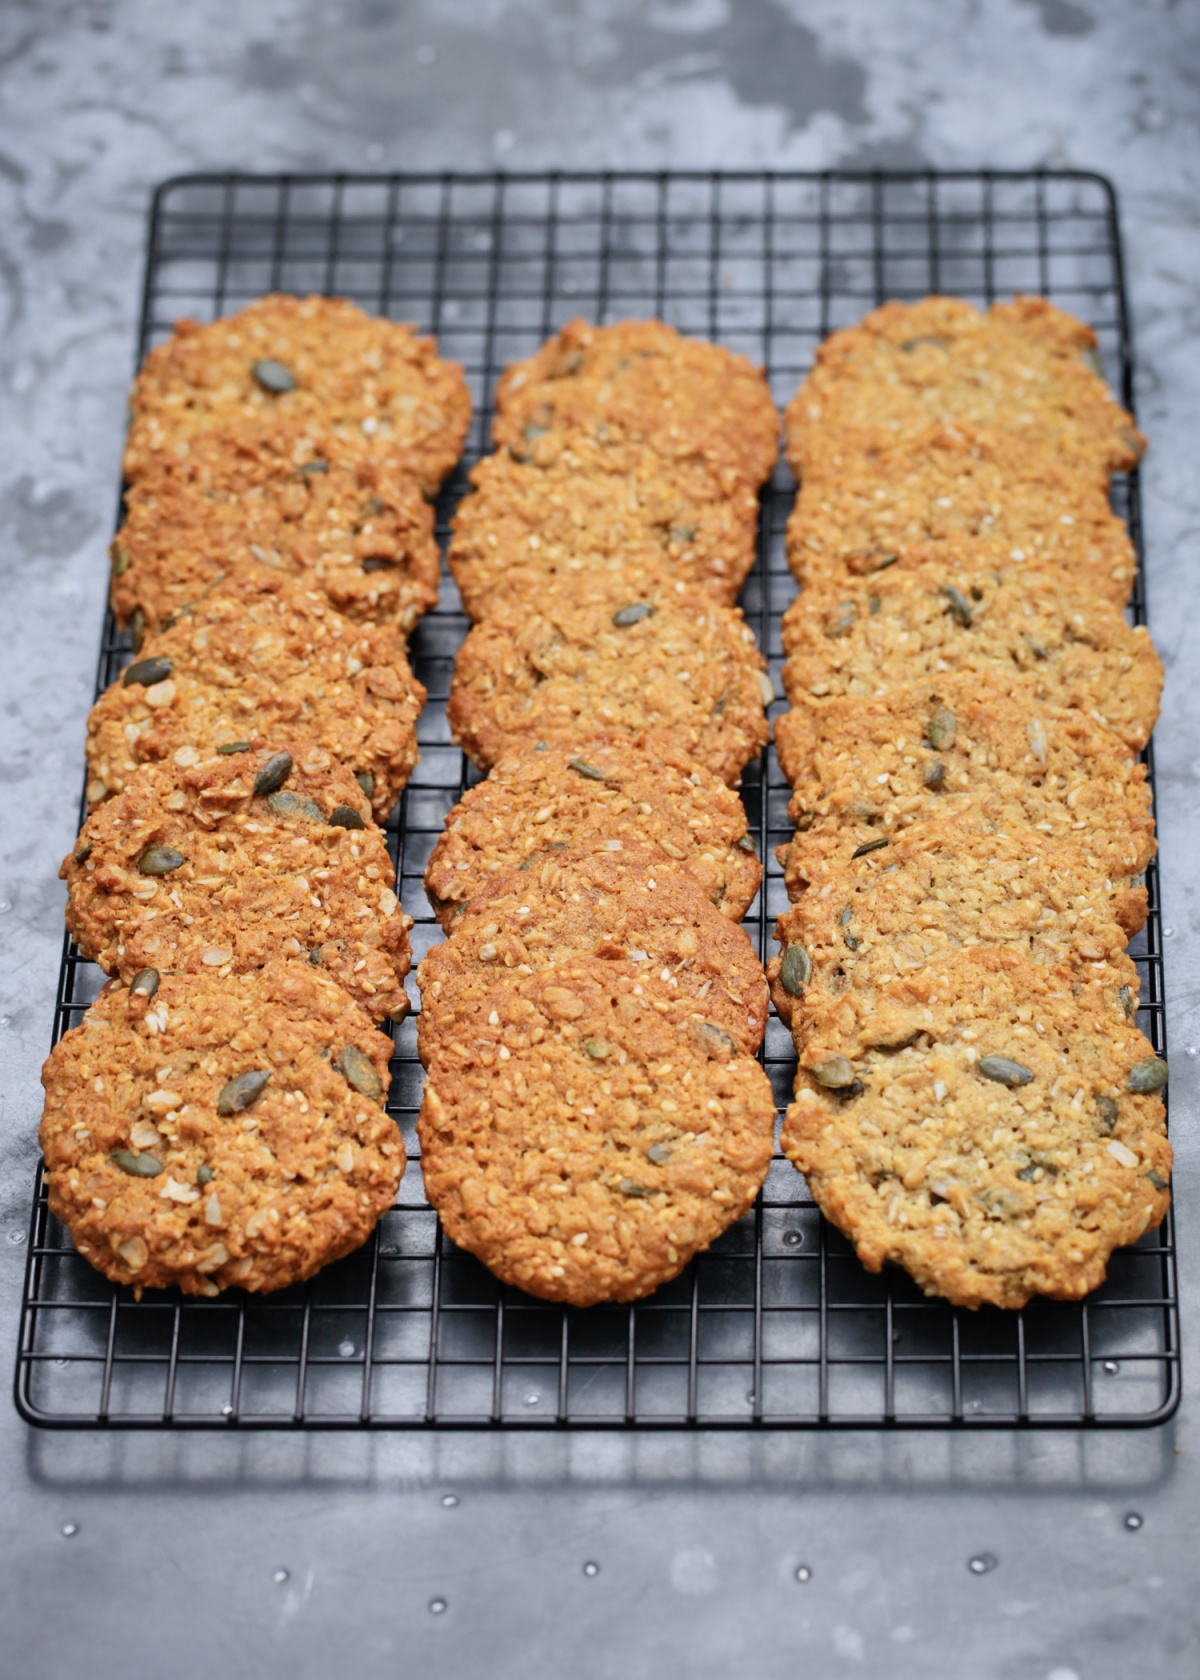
left=582, top=1561, right=600, bottom=1578
left=1124, top=1512, right=1143, bottom=1531
left=1103, top=1359, right=1120, bottom=1375
left=795, top=1564, right=813, bottom=1583
left=1186, top=1046, right=1199, bottom=1060
left=337, top=1339, right=355, bottom=1359
left=53, top=1358, right=68, bottom=1369
left=782, top=1229, right=803, bottom=1247
left=523, top=1391, right=539, bottom=1406
left=441, top=1494, right=458, bottom=1508
left=1163, top=927, right=1175, bottom=938
left=968, top=1553, right=998, bottom=1575
left=745, top=1391, right=757, bottom=1405
left=272, top=1568, right=289, bottom=1585
left=61, top=1522, right=78, bottom=1538
left=429, top=1597, right=447, bottom=1615
left=0, top=898, right=12, bottom=913
left=8, top=1229, right=25, bottom=1244
left=220, top=1403, right=235, bottom=1418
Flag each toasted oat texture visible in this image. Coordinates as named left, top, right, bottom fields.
left=123, top=294, right=471, bottom=495
left=774, top=674, right=1154, bottom=932
left=784, top=421, right=1137, bottom=605
left=447, top=574, right=769, bottom=786
left=448, top=438, right=761, bottom=615
left=785, top=296, right=1144, bottom=478
left=111, top=422, right=439, bottom=636
left=492, top=318, right=779, bottom=489
left=417, top=957, right=776, bottom=1305
left=767, top=818, right=1136, bottom=1033
left=85, top=567, right=424, bottom=821
left=780, top=559, right=1161, bottom=751
left=39, top=960, right=401, bottom=1297
left=62, top=748, right=411, bottom=1025
left=782, top=948, right=1170, bottom=1310
left=418, top=847, right=768, bottom=1063
left=424, top=737, right=761, bottom=928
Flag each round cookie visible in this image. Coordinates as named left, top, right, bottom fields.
left=63, top=747, right=411, bottom=1025
left=39, top=959, right=401, bottom=1297
left=424, top=737, right=761, bottom=928
left=123, top=294, right=471, bottom=495
left=111, top=421, right=439, bottom=636
left=780, top=558, right=1161, bottom=751
left=447, top=573, right=770, bottom=786
left=785, top=295, right=1144, bottom=479
left=783, top=947, right=1171, bottom=1310
left=774, top=672, right=1155, bottom=932
left=492, top=317, right=780, bottom=490
left=418, top=846, right=768, bottom=1064
left=85, top=566, right=424, bottom=820
left=418, top=956, right=777, bottom=1305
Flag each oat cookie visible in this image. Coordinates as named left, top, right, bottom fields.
left=124, top=294, right=471, bottom=495
left=782, top=948, right=1170, bottom=1310
left=784, top=421, right=1137, bottom=605
left=112, top=421, right=439, bottom=636
left=424, top=737, right=761, bottom=928
left=417, top=956, right=776, bottom=1305
left=86, top=566, right=424, bottom=820
left=785, top=296, right=1144, bottom=478
left=447, top=574, right=770, bottom=786
left=63, top=747, right=411, bottom=1025
left=775, top=674, right=1154, bottom=931
left=39, top=959, right=401, bottom=1296
left=418, top=846, right=768, bottom=1063
left=492, top=317, right=780, bottom=490
left=780, top=558, right=1161, bottom=751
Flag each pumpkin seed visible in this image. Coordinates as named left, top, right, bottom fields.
left=1095, top=1094, right=1119, bottom=1133
left=927, top=705, right=957, bottom=751
left=340, top=1044, right=382, bottom=1100
left=356, top=771, right=376, bottom=798
left=838, top=905, right=853, bottom=926
left=1128, top=1056, right=1168, bottom=1094
left=646, top=1143, right=672, bottom=1165
left=137, top=846, right=184, bottom=877
left=360, top=557, right=393, bottom=573
left=72, top=840, right=92, bottom=866
left=129, top=967, right=160, bottom=1001
left=130, top=608, right=145, bottom=653
left=844, top=933, right=859, bottom=951
left=329, top=804, right=366, bottom=830
left=583, top=1038, right=610, bottom=1059
left=110, top=543, right=129, bottom=577
left=794, top=811, right=814, bottom=832
left=692, top=1020, right=738, bottom=1059
left=940, top=584, right=972, bottom=628
left=736, top=834, right=757, bottom=855
left=296, top=459, right=329, bottom=476
left=253, top=752, right=293, bottom=797
left=978, top=1055, right=1034, bottom=1087
left=1146, top=1168, right=1169, bottom=1191
left=1080, top=346, right=1105, bottom=377
left=567, top=757, right=606, bottom=781
left=123, top=655, right=173, bottom=688
left=197, top=1164, right=214, bottom=1186
left=217, top=740, right=251, bottom=755
left=1118, top=984, right=1135, bottom=1019
left=268, top=790, right=323, bottom=821
left=309, top=946, right=324, bottom=965
left=112, top=1149, right=163, bottom=1177
left=812, top=1055, right=857, bottom=1089
left=620, top=1180, right=649, bottom=1197
left=361, top=495, right=387, bottom=517
left=670, top=524, right=696, bottom=544
left=851, top=837, right=890, bottom=859
left=900, top=334, right=948, bottom=351
left=519, top=842, right=569, bottom=871
left=217, top=1070, right=271, bottom=1116
left=779, top=943, right=811, bottom=996
left=252, top=357, right=296, bottom=393
left=824, top=601, right=858, bottom=638
left=922, top=758, right=945, bottom=789
left=613, top=602, right=653, bottom=628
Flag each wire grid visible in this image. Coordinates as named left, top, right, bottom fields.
left=14, top=170, right=1178, bottom=1430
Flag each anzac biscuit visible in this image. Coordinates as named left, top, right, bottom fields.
left=780, top=559, right=1161, bottom=751
left=424, top=737, right=761, bottom=928
left=448, top=438, right=761, bottom=615
left=775, top=674, right=1154, bottom=931
left=784, top=421, right=1137, bottom=604
left=767, top=818, right=1135, bottom=1033
left=782, top=948, right=1170, bottom=1310
left=62, top=747, right=411, bottom=1025
left=39, top=959, right=401, bottom=1296
left=785, top=295, right=1144, bottom=478
left=111, top=422, right=439, bottom=636
left=417, top=847, right=768, bottom=1064
left=85, top=567, right=424, bottom=820
left=123, top=294, right=471, bottom=496
left=447, top=574, right=770, bottom=786
left=417, top=956, right=776, bottom=1305
left=492, top=318, right=779, bottom=489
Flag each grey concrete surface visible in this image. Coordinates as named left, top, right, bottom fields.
left=2, top=2, right=1200, bottom=1676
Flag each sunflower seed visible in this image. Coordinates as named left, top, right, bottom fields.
left=329, top=804, right=366, bottom=830
left=736, top=834, right=757, bottom=855
left=110, top=543, right=129, bottom=577
left=137, top=846, right=184, bottom=877
left=940, top=585, right=972, bottom=628
left=613, top=602, right=654, bottom=628
left=309, top=946, right=323, bottom=965
left=130, top=608, right=145, bottom=653
left=112, top=1149, right=163, bottom=1177
left=978, top=1055, right=1034, bottom=1086
left=567, top=757, right=605, bottom=781
left=923, top=758, right=945, bottom=789
left=670, top=525, right=696, bottom=544
left=217, top=1070, right=271, bottom=1116
left=340, top=1044, right=382, bottom=1100
left=620, top=1181, right=649, bottom=1197
left=927, top=705, right=957, bottom=751
left=1146, top=1168, right=1169, bottom=1191
left=217, top=740, right=251, bottom=755
left=812, top=1055, right=857, bottom=1089
left=1128, top=1056, right=1168, bottom=1094
left=900, top=334, right=948, bottom=351
left=583, top=1038, right=610, bottom=1059
left=356, top=771, right=376, bottom=798
left=779, top=943, right=811, bottom=996
left=129, top=967, right=160, bottom=1001
left=1095, top=1094, right=1119, bottom=1134
left=72, top=841, right=92, bottom=866
left=757, top=671, right=776, bottom=706
left=824, top=601, right=858, bottom=638
left=838, top=905, right=853, bottom=926
left=646, top=1143, right=672, bottom=1164
left=851, top=837, right=890, bottom=859
left=252, top=358, right=296, bottom=393
left=692, top=1021, right=738, bottom=1059
left=123, top=656, right=173, bottom=688
left=1118, top=984, right=1135, bottom=1019
left=253, top=752, right=293, bottom=797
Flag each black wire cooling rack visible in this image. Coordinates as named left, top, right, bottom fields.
left=14, top=170, right=1178, bottom=1430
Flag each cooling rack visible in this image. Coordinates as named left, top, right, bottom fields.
left=14, top=169, right=1178, bottom=1429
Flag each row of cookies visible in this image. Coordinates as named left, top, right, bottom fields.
left=39, top=296, right=472, bottom=1295
left=415, top=321, right=782, bottom=1304
left=767, top=296, right=1171, bottom=1311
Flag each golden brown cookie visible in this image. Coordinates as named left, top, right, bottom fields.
left=123, top=294, right=471, bottom=495
left=85, top=566, right=424, bottom=820
left=780, top=558, right=1161, bottom=751
left=39, top=959, right=400, bottom=1296
left=417, top=956, right=776, bottom=1305
left=447, top=573, right=770, bottom=786
left=424, top=737, right=761, bottom=928
left=782, top=947, right=1170, bottom=1310
left=785, top=295, right=1144, bottom=478
left=63, top=747, right=411, bottom=1025
left=417, top=846, right=768, bottom=1064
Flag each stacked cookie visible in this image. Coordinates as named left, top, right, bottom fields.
left=40, top=295, right=471, bottom=1297
left=418, top=320, right=780, bottom=1304
left=769, top=296, right=1171, bottom=1310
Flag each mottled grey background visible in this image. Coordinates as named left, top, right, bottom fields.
left=1, top=2, right=1199, bottom=1676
